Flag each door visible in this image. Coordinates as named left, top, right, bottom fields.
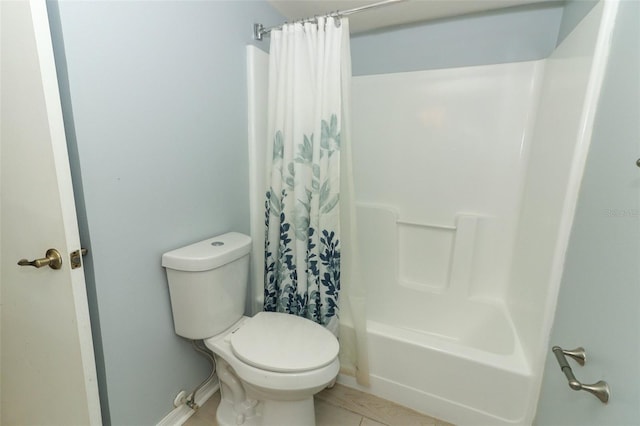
left=0, top=0, right=101, bottom=424
left=535, top=1, right=640, bottom=424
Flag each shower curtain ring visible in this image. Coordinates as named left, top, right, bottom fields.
left=331, top=12, right=341, bottom=28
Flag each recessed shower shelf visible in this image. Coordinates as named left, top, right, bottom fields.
left=396, top=218, right=456, bottom=230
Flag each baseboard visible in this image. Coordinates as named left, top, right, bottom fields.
left=156, top=378, right=220, bottom=426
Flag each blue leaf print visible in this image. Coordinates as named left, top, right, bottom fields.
left=264, top=114, right=341, bottom=330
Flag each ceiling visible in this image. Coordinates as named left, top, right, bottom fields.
left=267, top=0, right=561, bottom=34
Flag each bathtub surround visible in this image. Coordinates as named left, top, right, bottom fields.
left=47, top=1, right=283, bottom=424
left=351, top=61, right=543, bottom=302
left=346, top=60, right=544, bottom=425
left=535, top=1, right=639, bottom=423
left=336, top=2, right=616, bottom=425
left=556, top=0, right=599, bottom=45
left=246, top=46, right=270, bottom=318
left=506, top=0, right=616, bottom=393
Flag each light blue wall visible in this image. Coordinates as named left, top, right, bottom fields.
left=535, top=1, right=640, bottom=424
left=47, top=1, right=282, bottom=425
left=556, top=0, right=599, bottom=45
left=350, top=4, right=564, bottom=75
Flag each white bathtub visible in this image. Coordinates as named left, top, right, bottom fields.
left=337, top=204, right=536, bottom=425
left=338, top=297, right=536, bottom=426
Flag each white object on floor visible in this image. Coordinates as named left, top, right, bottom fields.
left=163, top=233, right=340, bottom=426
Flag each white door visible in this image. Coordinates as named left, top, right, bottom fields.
left=0, top=0, right=101, bottom=424
left=535, top=1, right=639, bottom=424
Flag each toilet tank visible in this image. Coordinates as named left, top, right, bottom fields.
left=162, top=232, right=251, bottom=340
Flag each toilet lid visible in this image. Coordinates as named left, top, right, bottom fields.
left=229, top=312, right=339, bottom=373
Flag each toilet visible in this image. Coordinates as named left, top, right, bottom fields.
left=162, top=232, right=340, bottom=426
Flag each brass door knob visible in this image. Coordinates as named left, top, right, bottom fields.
left=18, top=248, right=63, bottom=269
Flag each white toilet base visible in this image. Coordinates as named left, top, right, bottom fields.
left=206, top=316, right=339, bottom=426
left=216, top=397, right=260, bottom=426
left=216, top=394, right=315, bottom=426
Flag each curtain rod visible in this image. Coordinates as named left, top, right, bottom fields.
left=253, top=0, right=406, bottom=41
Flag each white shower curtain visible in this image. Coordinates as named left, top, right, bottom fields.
left=264, top=16, right=369, bottom=385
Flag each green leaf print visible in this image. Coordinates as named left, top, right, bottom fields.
left=295, top=134, right=314, bottom=164
left=319, top=180, right=331, bottom=206
left=320, top=194, right=339, bottom=214
left=273, top=131, right=284, bottom=160
left=294, top=213, right=310, bottom=241
left=320, top=114, right=341, bottom=157
left=269, top=190, right=281, bottom=215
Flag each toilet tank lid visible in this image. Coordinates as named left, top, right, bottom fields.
left=162, top=232, right=251, bottom=272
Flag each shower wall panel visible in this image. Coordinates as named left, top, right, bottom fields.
left=246, top=46, right=269, bottom=315
left=352, top=61, right=543, bottom=301
left=507, top=0, right=610, bottom=373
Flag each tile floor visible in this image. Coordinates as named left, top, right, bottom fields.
left=184, top=383, right=453, bottom=426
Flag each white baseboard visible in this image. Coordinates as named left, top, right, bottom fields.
left=157, top=378, right=220, bottom=426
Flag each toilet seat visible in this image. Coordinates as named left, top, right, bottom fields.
left=206, top=315, right=340, bottom=393
left=229, top=312, right=339, bottom=373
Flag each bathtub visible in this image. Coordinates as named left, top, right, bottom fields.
left=338, top=299, right=535, bottom=426
left=336, top=205, right=536, bottom=425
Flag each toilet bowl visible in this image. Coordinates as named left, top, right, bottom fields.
left=162, top=233, right=340, bottom=426
left=206, top=313, right=339, bottom=426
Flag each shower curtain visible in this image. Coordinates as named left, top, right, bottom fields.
left=264, top=16, right=369, bottom=385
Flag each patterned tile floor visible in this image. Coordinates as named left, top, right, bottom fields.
left=184, top=383, right=453, bottom=426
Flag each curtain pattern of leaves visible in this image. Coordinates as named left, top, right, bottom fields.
left=264, top=17, right=346, bottom=332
